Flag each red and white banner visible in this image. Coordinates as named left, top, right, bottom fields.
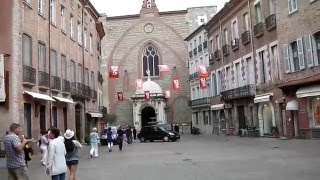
left=117, top=92, right=124, bottom=101
left=158, top=65, right=170, bottom=72
left=199, top=77, right=207, bottom=89
left=164, top=90, right=171, bottom=98
left=109, top=65, right=119, bottom=78
left=198, top=65, right=208, bottom=78
left=144, top=91, right=150, bottom=101
left=135, top=79, right=143, bottom=90
left=173, top=78, right=180, bottom=91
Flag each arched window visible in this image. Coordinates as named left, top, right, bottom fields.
left=142, top=44, right=160, bottom=77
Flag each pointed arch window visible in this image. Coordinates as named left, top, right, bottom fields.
left=142, top=44, right=160, bottom=77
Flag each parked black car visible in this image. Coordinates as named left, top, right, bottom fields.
left=138, top=124, right=180, bottom=142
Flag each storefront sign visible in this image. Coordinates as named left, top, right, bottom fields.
left=221, top=84, right=256, bottom=101
left=0, top=54, right=5, bottom=102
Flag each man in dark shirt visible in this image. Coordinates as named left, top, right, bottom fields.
left=117, top=126, right=124, bottom=151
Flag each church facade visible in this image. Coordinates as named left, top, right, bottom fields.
left=101, top=0, right=217, bottom=128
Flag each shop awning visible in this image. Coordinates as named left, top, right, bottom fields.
left=87, top=112, right=103, bottom=118
left=254, top=93, right=273, bottom=103
left=52, top=96, right=75, bottom=104
left=23, top=91, right=55, bottom=101
left=286, top=100, right=299, bottom=110
left=296, top=85, right=320, bottom=98
left=211, top=104, right=224, bottom=110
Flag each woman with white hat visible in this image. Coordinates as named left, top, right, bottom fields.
left=64, top=129, right=82, bottom=180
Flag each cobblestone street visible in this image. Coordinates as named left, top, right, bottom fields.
left=1, top=135, right=320, bottom=180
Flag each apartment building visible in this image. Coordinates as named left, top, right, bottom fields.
left=0, top=0, right=105, bottom=141
left=185, top=25, right=212, bottom=134
left=277, top=0, right=320, bottom=138
left=205, top=0, right=283, bottom=136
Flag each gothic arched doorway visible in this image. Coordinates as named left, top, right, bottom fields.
left=141, top=106, right=156, bottom=127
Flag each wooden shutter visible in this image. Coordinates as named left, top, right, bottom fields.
left=304, top=35, right=314, bottom=67
left=283, top=44, right=291, bottom=73
left=297, top=38, right=305, bottom=70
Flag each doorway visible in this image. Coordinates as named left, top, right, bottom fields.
left=141, top=106, right=156, bottom=127
left=75, top=104, right=82, bottom=140
left=262, top=104, right=272, bottom=135
left=63, top=108, right=67, bottom=132
left=238, top=106, right=246, bottom=129
left=40, top=105, right=46, bottom=132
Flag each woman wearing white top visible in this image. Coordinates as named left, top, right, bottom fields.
left=39, top=131, right=49, bottom=165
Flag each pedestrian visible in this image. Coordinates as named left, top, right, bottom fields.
left=46, top=127, right=68, bottom=180
left=89, top=127, right=100, bottom=158
left=117, top=126, right=124, bottom=151
left=24, top=142, right=33, bottom=167
left=4, top=123, right=30, bottom=180
left=125, top=126, right=133, bottom=145
left=174, top=124, right=180, bottom=133
left=106, top=127, right=113, bottom=152
left=132, top=127, right=137, bottom=141
left=64, top=129, right=82, bottom=180
left=39, top=130, right=49, bottom=165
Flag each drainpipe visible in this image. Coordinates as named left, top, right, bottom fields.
left=48, top=0, right=52, bottom=127
left=82, top=2, right=87, bottom=142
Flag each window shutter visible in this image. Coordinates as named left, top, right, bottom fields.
left=297, top=38, right=305, bottom=70
left=283, top=44, right=291, bottom=73
left=304, top=35, right=314, bottom=67
left=288, top=0, right=292, bottom=13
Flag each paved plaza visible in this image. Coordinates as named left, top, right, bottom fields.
left=1, top=135, right=320, bottom=180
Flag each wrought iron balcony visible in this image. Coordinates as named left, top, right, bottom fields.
left=51, top=76, right=61, bottom=91
left=209, top=54, right=214, bottom=65
left=23, top=65, right=36, bottom=85
left=189, top=51, right=193, bottom=58
left=84, top=85, right=91, bottom=99
left=265, top=14, right=276, bottom=31
left=231, top=38, right=239, bottom=51
left=62, top=79, right=70, bottom=93
left=188, top=97, right=211, bottom=108
left=214, top=50, right=221, bottom=61
left=189, top=72, right=199, bottom=81
left=203, top=41, right=208, bottom=49
left=221, top=84, right=256, bottom=101
left=193, top=48, right=197, bottom=56
left=71, top=82, right=76, bottom=95
left=222, top=44, right=230, bottom=56
left=38, top=71, right=50, bottom=88
left=241, top=30, right=251, bottom=45
left=254, top=22, right=264, bottom=38
left=71, top=82, right=86, bottom=97
left=91, top=89, right=97, bottom=100
left=198, top=44, right=203, bottom=53
left=97, top=71, right=103, bottom=85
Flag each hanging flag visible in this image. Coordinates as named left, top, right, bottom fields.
left=158, top=65, right=170, bottom=72
left=164, top=90, right=171, bottom=98
left=135, top=79, right=143, bottom=90
left=109, top=65, right=119, bottom=78
left=144, top=91, right=150, bottom=101
left=0, top=54, right=5, bottom=102
left=198, top=65, right=208, bottom=78
left=117, top=92, right=124, bottom=101
left=199, top=77, right=207, bottom=89
left=173, top=77, right=180, bottom=91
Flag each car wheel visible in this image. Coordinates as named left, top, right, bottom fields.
left=172, top=139, right=177, bottom=142
left=150, top=139, right=154, bottom=142
left=163, top=136, right=169, bottom=142
left=140, top=136, right=146, bottom=142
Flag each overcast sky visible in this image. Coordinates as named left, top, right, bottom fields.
left=90, top=0, right=230, bottom=17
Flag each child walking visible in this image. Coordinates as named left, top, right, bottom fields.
left=89, top=127, right=100, bottom=158
left=24, top=142, right=33, bottom=166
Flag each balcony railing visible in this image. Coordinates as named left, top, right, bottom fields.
left=62, top=79, right=70, bottom=93
left=51, top=76, right=61, bottom=91
left=189, top=51, right=193, bottom=58
left=84, top=85, right=91, bottom=99
left=214, top=50, right=221, bottom=61
left=203, top=41, right=208, bottom=49
left=221, top=84, right=256, bottom=101
left=23, top=65, right=36, bottom=85
left=193, top=48, right=197, bottom=56
left=38, top=71, right=50, bottom=88
left=71, top=82, right=87, bottom=98
left=254, top=22, right=264, bottom=38
left=188, top=97, right=211, bottom=108
left=222, top=44, right=230, bottom=56
left=231, top=38, right=239, bottom=51
left=198, top=44, right=203, bottom=53
left=189, top=72, right=199, bottom=81
left=209, top=54, right=214, bottom=65
left=265, top=14, right=276, bottom=31
left=90, top=89, right=97, bottom=100
left=241, top=30, right=251, bottom=45
left=97, top=71, right=103, bottom=85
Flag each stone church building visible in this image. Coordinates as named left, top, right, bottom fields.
left=101, top=0, right=216, bottom=129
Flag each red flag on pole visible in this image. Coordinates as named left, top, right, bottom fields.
left=144, top=91, right=150, bottom=101
left=109, top=65, right=119, bottom=78
left=135, top=79, right=143, bottom=90
left=173, top=78, right=180, bottom=91
left=158, top=65, right=170, bottom=72
left=199, top=77, right=207, bottom=89
left=198, top=65, right=208, bottom=78
left=164, top=90, right=171, bottom=98
left=117, top=92, right=124, bottom=101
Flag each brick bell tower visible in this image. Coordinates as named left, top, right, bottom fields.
left=140, top=0, right=159, bottom=18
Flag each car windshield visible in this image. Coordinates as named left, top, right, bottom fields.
left=158, top=124, right=172, bottom=131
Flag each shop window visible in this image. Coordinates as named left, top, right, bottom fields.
left=313, top=97, right=320, bottom=127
